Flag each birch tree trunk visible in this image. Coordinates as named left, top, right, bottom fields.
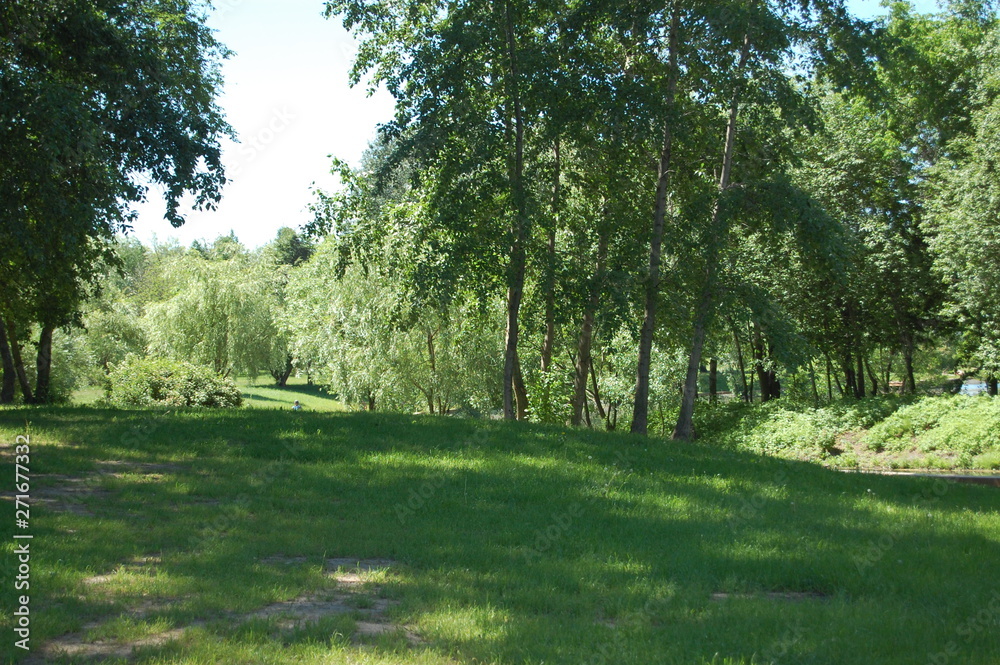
left=673, top=34, right=751, bottom=441
left=631, top=3, right=680, bottom=435
left=501, top=0, right=529, bottom=420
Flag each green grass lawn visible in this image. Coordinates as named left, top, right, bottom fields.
left=1, top=407, right=999, bottom=664
left=73, top=376, right=346, bottom=412
left=235, top=377, right=346, bottom=412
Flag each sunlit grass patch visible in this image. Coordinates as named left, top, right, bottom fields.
left=2, top=406, right=999, bottom=664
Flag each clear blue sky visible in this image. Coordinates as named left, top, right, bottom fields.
left=129, top=0, right=943, bottom=249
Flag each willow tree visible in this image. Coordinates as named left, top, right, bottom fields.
left=143, top=253, right=288, bottom=380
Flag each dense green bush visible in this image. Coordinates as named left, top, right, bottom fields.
left=105, top=356, right=242, bottom=408
left=740, top=404, right=840, bottom=456
left=695, top=396, right=912, bottom=458
left=862, top=395, right=1000, bottom=455
left=694, top=395, right=998, bottom=468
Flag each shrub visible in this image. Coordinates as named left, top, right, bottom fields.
left=702, top=396, right=912, bottom=460
left=740, top=403, right=839, bottom=456
left=106, top=356, right=242, bottom=408
left=862, top=395, right=1000, bottom=455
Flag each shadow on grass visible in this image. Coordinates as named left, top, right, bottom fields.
left=2, top=407, right=999, bottom=664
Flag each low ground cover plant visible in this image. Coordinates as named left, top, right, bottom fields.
left=863, top=395, right=1000, bottom=457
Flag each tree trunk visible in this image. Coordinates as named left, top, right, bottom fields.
left=631, top=4, right=680, bottom=435
left=589, top=360, right=608, bottom=423
left=271, top=354, right=294, bottom=386
left=865, top=356, right=878, bottom=396
left=673, top=34, right=751, bottom=441
left=730, top=318, right=749, bottom=402
left=501, top=0, right=528, bottom=421
left=988, top=376, right=998, bottom=397
left=843, top=351, right=856, bottom=398
left=513, top=352, right=528, bottom=420
left=823, top=351, right=832, bottom=402
left=367, top=393, right=376, bottom=411
left=572, top=310, right=597, bottom=426
left=541, top=141, right=559, bottom=373
left=751, top=325, right=780, bottom=402
left=6, top=319, right=34, bottom=403
left=709, top=356, right=718, bottom=404
left=903, top=341, right=916, bottom=394
left=0, top=321, right=16, bottom=403
left=808, top=358, right=819, bottom=406
left=34, top=325, right=54, bottom=403
left=572, top=231, right=608, bottom=426
left=856, top=353, right=866, bottom=398
left=883, top=349, right=895, bottom=392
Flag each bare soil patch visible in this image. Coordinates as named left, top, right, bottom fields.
left=36, top=556, right=417, bottom=661
left=2, top=461, right=185, bottom=517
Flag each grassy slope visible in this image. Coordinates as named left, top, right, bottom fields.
left=1, top=407, right=998, bottom=664
left=235, top=377, right=345, bottom=412
left=73, top=377, right=346, bottom=412
left=695, top=396, right=1000, bottom=471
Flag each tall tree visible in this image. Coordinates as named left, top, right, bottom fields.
left=632, top=2, right=683, bottom=435
left=326, top=0, right=571, bottom=419
left=0, top=0, right=231, bottom=402
left=926, top=18, right=1000, bottom=393
left=668, top=0, right=875, bottom=439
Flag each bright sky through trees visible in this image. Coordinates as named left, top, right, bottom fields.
left=129, top=0, right=938, bottom=249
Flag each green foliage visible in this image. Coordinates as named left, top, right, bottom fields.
left=863, top=395, right=1000, bottom=454
left=83, top=301, right=148, bottom=372
left=284, top=237, right=503, bottom=413
left=105, top=356, right=242, bottom=408
left=525, top=369, right=573, bottom=425
left=0, top=0, right=232, bottom=403
left=698, top=396, right=912, bottom=458
left=267, top=227, right=315, bottom=266
left=45, top=329, right=93, bottom=403
left=143, top=252, right=288, bottom=379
